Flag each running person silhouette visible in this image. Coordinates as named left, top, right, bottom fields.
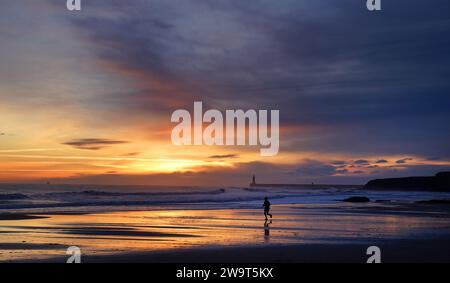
left=263, top=197, right=273, bottom=220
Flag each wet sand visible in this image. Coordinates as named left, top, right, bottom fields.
left=0, top=213, right=48, bottom=221
left=1, top=202, right=450, bottom=263
left=80, top=238, right=450, bottom=263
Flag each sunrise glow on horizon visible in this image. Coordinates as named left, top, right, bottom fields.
left=1, top=1, right=450, bottom=186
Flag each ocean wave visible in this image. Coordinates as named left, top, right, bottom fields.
left=0, top=193, right=291, bottom=210
left=40, top=188, right=226, bottom=198
left=0, top=193, right=29, bottom=201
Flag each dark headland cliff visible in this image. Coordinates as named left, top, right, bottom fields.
left=364, top=172, right=450, bottom=192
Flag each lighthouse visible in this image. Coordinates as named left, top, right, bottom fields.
left=250, top=175, right=256, bottom=186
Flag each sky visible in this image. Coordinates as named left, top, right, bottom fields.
left=1, top=0, right=450, bottom=186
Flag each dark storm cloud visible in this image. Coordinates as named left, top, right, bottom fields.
left=66, top=0, right=450, bottom=159
left=63, top=138, right=129, bottom=150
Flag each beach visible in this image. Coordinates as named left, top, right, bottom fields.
left=1, top=185, right=450, bottom=263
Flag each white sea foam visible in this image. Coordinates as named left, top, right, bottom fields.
left=1, top=184, right=450, bottom=214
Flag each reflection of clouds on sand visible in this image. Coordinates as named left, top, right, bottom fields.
left=1, top=202, right=450, bottom=262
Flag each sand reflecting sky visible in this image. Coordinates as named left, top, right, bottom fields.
left=2, top=203, right=450, bottom=262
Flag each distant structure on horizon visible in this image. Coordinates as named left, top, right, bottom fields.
left=251, top=175, right=256, bottom=186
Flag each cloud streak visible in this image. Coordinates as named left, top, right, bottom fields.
left=209, top=154, right=239, bottom=159
left=62, top=138, right=129, bottom=150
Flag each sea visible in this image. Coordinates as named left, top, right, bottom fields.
left=1, top=184, right=450, bottom=214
